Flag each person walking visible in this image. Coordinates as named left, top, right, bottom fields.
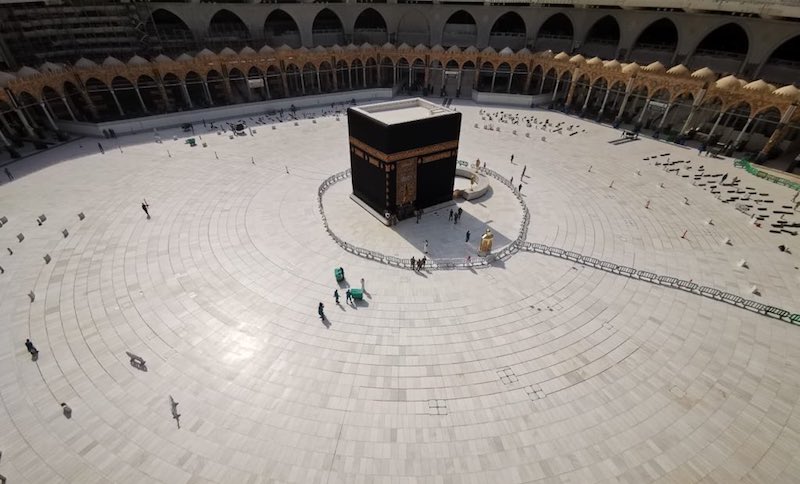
left=458, top=207, right=462, bottom=218
left=518, top=183, right=523, bottom=193
left=141, top=200, right=150, bottom=219
left=465, top=230, right=471, bottom=243
left=510, top=154, right=515, bottom=163
left=421, top=256, right=427, bottom=269
left=423, top=240, right=428, bottom=254
left=4, top=167, right=12, bottom=181
left=521, top=165, right=527, bottom=178
left=360, top=277, right=365, bottom=291
left=448, top=209, right=454, bottom=221
left=334, top=289, right=340, bottom=304
left=97, top=142, right=105, bottom=154
left=25, top=339, right=38, bottom=358
left=698, top=142, right=707, bottom=156
left=346, top=289, right=352, bottom=304
left=510, top=176, right=514, bottom=186
left=318, top=302, right=325, bottom=320
left=410, top=256, right=416, bottom=271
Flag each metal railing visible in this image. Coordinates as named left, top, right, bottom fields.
left=734, top=158, right=800, bottom=192
left=317, top=163, right=530, bottom=271
left=518, top=241, right=798, bottom=325
left=318, top=165, right=798, bottom=325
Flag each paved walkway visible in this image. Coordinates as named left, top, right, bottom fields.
left=0, top=101, right=798, bottom=483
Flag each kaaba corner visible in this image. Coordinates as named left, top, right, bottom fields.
left=347, top=98, right=462, bottom=223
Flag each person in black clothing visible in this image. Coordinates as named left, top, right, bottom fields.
left=25, top=339, right=38, bottom=359
left=141, top=200, right=150, bottom=219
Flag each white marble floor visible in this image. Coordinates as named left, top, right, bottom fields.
left=0, top=100, right=799, bottom=484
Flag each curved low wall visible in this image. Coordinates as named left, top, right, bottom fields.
left=454, top=166, right=490, bottom=200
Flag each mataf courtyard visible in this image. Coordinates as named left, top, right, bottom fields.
left=0, top=101, right=799, bottom=484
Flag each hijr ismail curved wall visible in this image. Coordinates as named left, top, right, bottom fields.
left=0, top=44, right=798, bottom=163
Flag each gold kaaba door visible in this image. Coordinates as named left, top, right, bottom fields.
left=396, top=158, right=417, bottom=206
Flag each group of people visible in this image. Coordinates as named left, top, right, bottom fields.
left=410, top=255, right=427, bottom=271
left=448, top=207, right=463, bottom=224
left=333, top=288, right=358, bottom=305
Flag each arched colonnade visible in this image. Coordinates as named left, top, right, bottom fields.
left=1, top=46, right=798, bottom=161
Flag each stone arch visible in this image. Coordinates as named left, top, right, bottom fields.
left=354, top=8, right=388, bottom=45
left=510, top=62, right=528, bottom=94
left=662, top=91, right=694, bottom=133
left=319, top=61, right=335, bottom=92
left=284, top=64, right=302, bottom=96
left=639, top=88, right=670, bottom=130
left=161, top=73, right=188, bottom=110
left=206, top=69, right=228, bottom=105
left=365, top=58, right=379, bottom=87
left=397, top=10, right=429, bottom=46
left=410, top=58, right=425, bottom=90
left=302, top=62, right=318, bottom=93
left=542, top=67, right=558, bottom=93
left=0, top=99, right=26, bottom=137
left=586, top=77, right=609, bottom=113
left=621, top=83, right=649, bottom=124
left=746, top=106, right=781, bottom=148
left=228, top=68, right=250, bottom=103
left=16, top=91, right=47, bottom=132
left=63, top=81, right=91, bottom=120
left=442, top=10, right=476, bottom=48
left=136, top=74, right=163, bottom=113
left=335, top=60, right=349, bottom=89
left=604, top=80, right=628, bottom=120
left=758, top=33, right=800, bottom=85
left=246, top=66, right=267, bottom=100
left=492, top=62, right=512, bottom=93
left=312, top=8, right=345, bottom=46
left=581, top=15, right=619, bottom=59
left=477, top=61, right=494, bottom=92
left=717, top=101, right=752, bottom=146
left=689, top=22, right=749, bottom=73
left=85, top=77, right=120, bottom=119
left=42, top=86, right=71, bottom=121
left=380, top=57, right=394, bottom=87
left=111, top=76, right=143, bottom=115
left=207, top=9, right=250, bottom=50
left=536, top=13, right=573, bottom=53
left=351, top=59, right=365, bottom=89
left=265, top=65, right=284, bottom=99
left=489, top=11, right=527, bottom=51
left=554, top=70, right=572, bottom=103
left=570, top=73, right=592, bottom=109
left=147, top=9, right=195, bottom=56
left=530, top=65, right=544, bottom=94
left=630, top=18, right=678, bottom=66
left=184, top=71, right=208, bottom=107
left=264, top=9, right=301, bottom=48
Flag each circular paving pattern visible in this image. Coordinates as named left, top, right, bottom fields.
left=0, top=101, right=799, bottom=484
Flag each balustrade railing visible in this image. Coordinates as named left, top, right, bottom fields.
left=317, top=164, right=798, bottom=325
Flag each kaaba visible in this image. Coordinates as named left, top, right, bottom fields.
left=347, top=98, right=462, bottom=222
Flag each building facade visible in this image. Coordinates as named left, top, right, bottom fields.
left=0, top=1, right=798, bottom=168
